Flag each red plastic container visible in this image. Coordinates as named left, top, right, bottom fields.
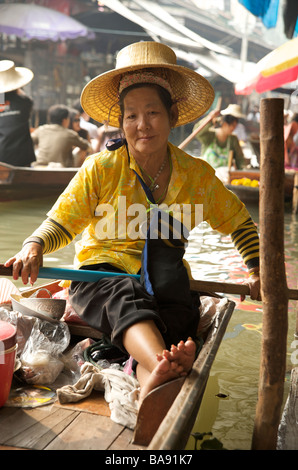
left=0, top=320, right=17, bottom=407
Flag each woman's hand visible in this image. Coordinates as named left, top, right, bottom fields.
left=209, top=109, right=221, bottom=124
left=241, top=270, right=261, bottom=302
left=4, top=242, right=43, bottom=285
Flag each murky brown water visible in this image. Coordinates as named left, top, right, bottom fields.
left=0, top=197, right=297, bottom=450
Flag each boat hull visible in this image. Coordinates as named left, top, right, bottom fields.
left=227, top=169, right=296, bottom=205
left=0, top=162, right=77, bottom=201
left=0, top=277, right=234, bottom=449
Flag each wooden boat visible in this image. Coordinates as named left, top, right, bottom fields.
left=226, top=168, right=296, bottom=205
left=0, top=277, right=235, bottom=451
left=0, top=162, right=77, bottom=201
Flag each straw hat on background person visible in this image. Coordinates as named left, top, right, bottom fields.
left=0, top=60, right=34, bottom=93
left=221, top=104, right=245, bottom=119
left=81, top=41, right=215, bottom=128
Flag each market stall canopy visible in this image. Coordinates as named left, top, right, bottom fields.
left=257, top=36, right=298, bottom=76
left=101, top=0, right=231, bottom=55
left=235, top=65, right=298, bottom=94
left=0, top=3, right=95, bottom=41
left=235, top=37, right=298, bottom=94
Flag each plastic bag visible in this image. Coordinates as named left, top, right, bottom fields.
left=53, top=288, right=87, bottom=325
left=0, top=307, right=37, bottom=356
left=197, top=296, right=228, bottom=336
left=19, top=318, right=70, bottom=385
left=63, top=338, right=95, bottom=376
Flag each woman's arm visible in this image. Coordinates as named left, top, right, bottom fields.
left=5, top=218, right=76, bottom=285
left=231, top=217, right=260, bottom=300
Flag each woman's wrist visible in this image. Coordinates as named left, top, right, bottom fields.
left=23, top=237, right=44, bottom=250
left=248, top=267, right=260, bottom=277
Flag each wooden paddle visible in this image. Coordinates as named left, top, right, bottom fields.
left=1, top=264, right=297, bottom=300
left=178, top=97, right=222, bottom=150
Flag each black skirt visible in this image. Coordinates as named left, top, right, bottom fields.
left=69, top=263, right=200, bottom=353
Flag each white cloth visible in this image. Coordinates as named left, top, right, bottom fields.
left=79, top=117, right=99, bottom=140
left=56, top=362, right=140, bottom=429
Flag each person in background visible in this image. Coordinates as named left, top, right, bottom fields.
left=193, top=104, right=246, bottom=170
left=68, top=107, right=90, bottom=141
left=284, top=113, right=298, bottom=168
left=31, top=104, right=91, bottom=167
left=247, top=105, right=260, bottom=123
left=0, top=60, right=36, bottom=167
left=73, top=99, right=102, bottom=153
left=292, top=130, right=298, bottom=169
left=233, top=121, right=247, bottom=143
left=68, top=108, right=91, bottom=166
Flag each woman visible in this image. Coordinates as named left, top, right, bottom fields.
left=5, top=42, right=260, bottom=403
left=68, top=108, right=89, bottom=139
left=68, top=108, right=91, bottom=166
left=194, top=104, right=246, bottom=169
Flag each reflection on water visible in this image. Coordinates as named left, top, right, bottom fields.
left=185, top=206, right=297, bottom=450
left=0, top=198, right=297, bottom=450
left=0, top=196, right=76, bottom=286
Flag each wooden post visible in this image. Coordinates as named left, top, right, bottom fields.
left=251, top=98, right=288, bottom=450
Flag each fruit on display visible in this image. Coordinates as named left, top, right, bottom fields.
left=230, top=178, right=259, bottom=187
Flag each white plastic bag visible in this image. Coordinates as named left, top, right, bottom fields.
left=19, top=318, right=70, bottom=384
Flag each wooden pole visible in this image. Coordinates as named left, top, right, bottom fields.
left=178, top=97, right=222, bottom=150
left=251, top=98, right=288, bottom=450
left=178, top=114, right=214, bottom=150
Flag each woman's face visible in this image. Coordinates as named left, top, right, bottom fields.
left=72, top=114, right=81, bottom=132
left=227, top=121, right=238, bottom=134
left=222, top=119, right=238, bottom=135
left=121, top=86, right=176, bottom=161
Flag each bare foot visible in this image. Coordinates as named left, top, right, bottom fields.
left=139, top=338, right=196, bottom=403
left=160, top=337, right=196, bottom=373
left=139, top=356, right=186, bottom=403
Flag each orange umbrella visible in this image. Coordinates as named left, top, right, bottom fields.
left=235, top=38, right=298, bottom=95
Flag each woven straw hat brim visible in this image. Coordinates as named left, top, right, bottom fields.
left=81, top=63, right=214, bottom=128
left=0, top=64, right=33, bottom=93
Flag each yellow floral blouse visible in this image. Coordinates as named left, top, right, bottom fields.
left=30, top=142, right=258, bottom=273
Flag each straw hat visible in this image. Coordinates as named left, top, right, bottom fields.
left=0, top=60, right=34, bottom=93
left=81, top=41, right=214, bottom=128
left=221, top=104, right=245, bottom=119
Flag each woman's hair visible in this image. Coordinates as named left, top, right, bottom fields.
left=68, top=108, right=80, bottom=128
left=47, top=104, right=70, bottom=125
left=118, top=83, right=174, bottom=124
left=222, top=114, right=239, bottom=125
left=68, top=107, right=89, bottom=139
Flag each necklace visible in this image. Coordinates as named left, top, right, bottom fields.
left=140, top=156, right=167, bottom=193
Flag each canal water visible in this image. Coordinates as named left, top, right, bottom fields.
left=0, top=196, right=297, bottom=450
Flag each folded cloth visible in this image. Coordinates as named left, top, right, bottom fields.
left=56, top=362, right=140, bottom=429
